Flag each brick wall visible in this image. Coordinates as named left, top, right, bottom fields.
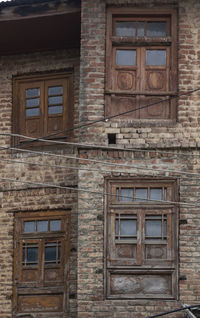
left=0, top=0, right=199, bottom=317
left=80, top=0, right=200, bottom=149
left=77, top=148, right=200, bottom=317
left=0, top=49, right=79, bottom=318
left=78, top=0, right=200, bottom=317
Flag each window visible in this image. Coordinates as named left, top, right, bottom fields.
left=13, top=211, right=70, bottom=316
left=13, top=71, right=73, bottom=145
left=106, top=9, right=177, bottom=120
left=105, top=179, right=178, bottom=299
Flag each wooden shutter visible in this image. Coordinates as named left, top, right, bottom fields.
left=106, top=179, right=178, bottom=299
left=44, top=76, right=73, bottom=136
left=139, top=46, right=171, bottom=119
left=13, top=72, right=74, bottom=146
left=20, top=81, right=44, bottom=138
left=13, top=211, right=70, bottom=316
left=19, top=239, right=42, bottom=285
left=105, top=9, right=177, bottom=121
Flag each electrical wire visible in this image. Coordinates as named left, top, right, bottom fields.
left=146, top=304, right=200, bottom=318
left=3, top=129, right=200, bottom=159
left=0, top=156, right=188, bottom=177
left=0, top=175, right=196, bottom=206
left=1, top=143, right=200, bottom=178
left=11, top=87, right=200, bottom=146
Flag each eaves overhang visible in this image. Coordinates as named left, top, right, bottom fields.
left=0, top=0, right=81, bottom=55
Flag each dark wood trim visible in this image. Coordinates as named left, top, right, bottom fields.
left=105, top=7, right=178, bottom=121
left=105, top=90, right=177, bottom=96
left=105, top=178, right=178, bottom=299
left=13, top=210, right=70, bottom=316
left=12, top=71, right=74, bottom=147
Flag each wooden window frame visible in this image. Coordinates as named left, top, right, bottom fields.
left=106, top=8, right=177, bottom=122
left=13, top=71, right=74, bottom=147
left=13, top=210, right=70, bottom=316
left=105, top=178, right=178, bottom=299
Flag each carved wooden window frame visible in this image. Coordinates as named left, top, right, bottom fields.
left=106, top=8, right=177, bottom=121
left=13, top=71, right=74, bottom=146
left=13, top=210, right=70, bottom=316
left=105, top=178, right=178, bottom=299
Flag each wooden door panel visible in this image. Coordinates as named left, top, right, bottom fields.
left=145, top=244, right=167, bottom=260
left=21, top=269, right=41, bottom=283
left=114, top=70, right=137, bottom=91
left=25, top=118, right=42, bottom=137
left=44, top=267, right=64, bottom=283
left=139, top=96, right=170, bottom=119
left=145, top=70, right=167, bottom=91
left=47, top=116, right=63, bottom=133
left=108, top=272, right=173, bottom=298
left=106, top=95, right=139, bottom=118
left=18, top=294, right=63, bottom=313
left=115, top=244, right=137, bottom=259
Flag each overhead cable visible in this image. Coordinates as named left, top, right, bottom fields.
left=0, top=144, right=200, bottom=178
left=3, top=129, right=200, bottom=159
left=0, top=176, right=196, bottom=206
left=9, top=87, right=200, bottom=146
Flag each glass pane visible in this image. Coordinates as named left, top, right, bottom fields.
left=26, top=88, right=40, bottom=98
left=26, top=98, right=40, bottom=108
left=48, top=96, right=63, bottom=105
left=45, top=246, right=56, bottom=261
left=48, top=105, right=63, bottom=115
left=120, top=219, right=137, bottom=236
left=24, top=221, right=35, bottom=233
left=138, top=21, right=145, bottom=37
left=116, top=50, right=136, bottom=66
left=115, top=219, right=119, bottom=235
left=116, top=22, right=136, bottom=36
left=37, top=220, right=48, bottom=232
left=164, top=188, right=167, bottom=200
left=135, top=188, right=148, bottom=201
left=146, top=22, right=166, bottom=37
left=58, top=246, right=61, bottom=260
left=50, top=220, right=61, bottom=231
left=146, top=220, right=162, bottom=237
left=116, top=188, right=119, bottom=200
left=146, top=50, right=166, bottom=66
left=150, top=188, right=162, bottom=201
left=26, top=108, right=40, bottom=117
left=23, top=247, right=25, bottom=261
left=163, top=220, right=167, bottom=237
left=45, top=244, right=59, bottom=262
left=48, top=86, right=63, bottom=96
left=26, top=247, right=38, bottom=263
left=121, top=188, right=133, bottom=201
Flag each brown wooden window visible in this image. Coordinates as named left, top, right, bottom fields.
left=106, top=9, right=177, bottom=121
left=13, top=72, right=73, bottom=145
left=106, top=179, right=178, bottom=299
left=13, top=211, right=70, bottom=316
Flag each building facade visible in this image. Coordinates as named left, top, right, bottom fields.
left=0, top=0, right=199, bottom=317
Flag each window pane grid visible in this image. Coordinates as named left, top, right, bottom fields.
left=24, top=219, right=61, bottom=233
left=115, top=214, right=137, bottom=240
left=145, top=214, right=167, bottom=240
left=48, top=85, right=63, bottom=115
left=115, top=186, right=168, bottom=202
left=45, top=242, right=61, bottom=265
left=25, top=88, right=40, bottom=118
left=146, top=49, right=166, bottom=66
left=25, top=88, right=40, bottom=98
left=23, top=243, right=38, bottom=266
left=116, top=49, right=136, bottom=66
left=115, top=20, right=167, bottom=37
